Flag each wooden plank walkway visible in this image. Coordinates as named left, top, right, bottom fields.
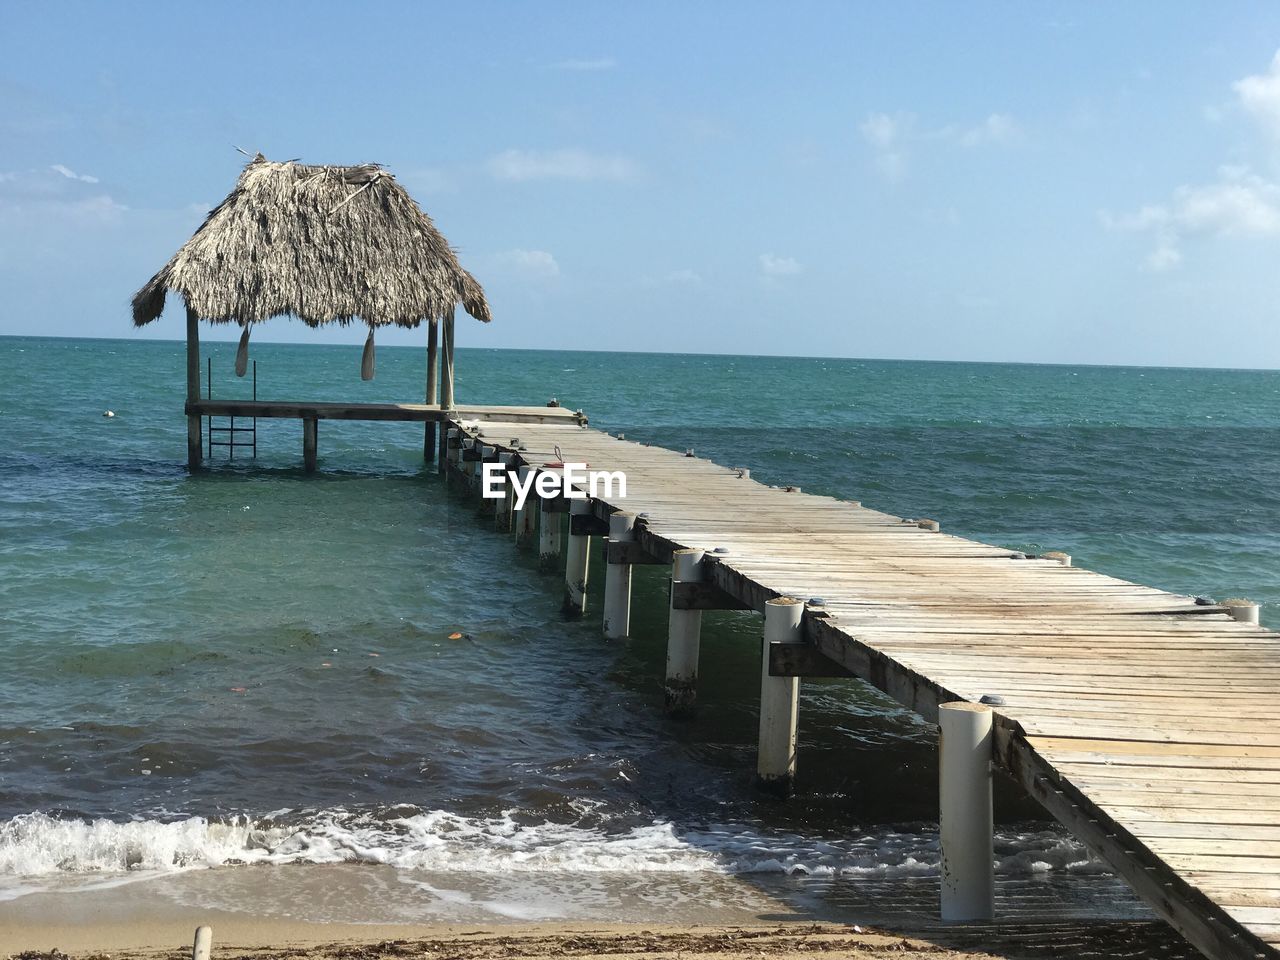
left=189, top=399, right=585, bottom=424
left=451, top=416, right=1280, bottom=960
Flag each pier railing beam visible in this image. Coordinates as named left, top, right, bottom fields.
left=757, top=596, right=803, bottom=796
left=514, top=466, right=537, bottom=546
left=185, top=306, right=203, bottom=471
left=665, top=548, right=705, bottom=716
left=563, top=498, right=593, bottom=616
left=939, top=701, right=995, bottom=922
left=302, top=416, right=318, bottom=473
left=603, top=512, right=636, bottom=639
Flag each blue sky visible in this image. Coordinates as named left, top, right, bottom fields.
left=6, top=3, right=1280, bottom=367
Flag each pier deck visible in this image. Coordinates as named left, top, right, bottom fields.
left=453, top=417, right=1280, bottom=960
left=189, top=399, right=584, bottom=424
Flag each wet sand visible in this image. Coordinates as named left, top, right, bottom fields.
left=0, top=870, right=1199, bottom=960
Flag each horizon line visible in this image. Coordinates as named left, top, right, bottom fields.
left=2, top=332, right=1278, bottom=375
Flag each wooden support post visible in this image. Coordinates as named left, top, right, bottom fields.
left=665, top=548, right=704, bottom=716
left=603, top=512, right=636, bottom=639
left=444, top=428, right=461, bottom=484
left=939, top=701, right=995, bottom=922
left=514, top=466, right=537, bottom=546
left=495, top=452, right=515, bottom=530
left=539, top=490, right=564, bottom=568
left=302, top=417, right=318, bottom=473
left=563, top=498, right=592, bottom=616
left=192, top=926, right=212, bottom=960
left=461, top=438, right=476, bottom=489
left=477, top=445, right=497, bottom=512
left=440, top=309, right=455, bottom=410
left=757, top=596, right=802, bottom=796
left=185, top=305, right=203, bottom=471
left=437, top=420, right=450, bottom=474
left=424, top=318, right=438, bottom=462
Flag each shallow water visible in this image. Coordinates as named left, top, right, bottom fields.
left=1, top=335, right=1277, bottom=923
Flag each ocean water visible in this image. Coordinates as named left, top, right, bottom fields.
left=1, top=334, right=1277, bottom=927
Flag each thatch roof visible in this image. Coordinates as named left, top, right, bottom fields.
left=132, top=155, right=491, bottom=328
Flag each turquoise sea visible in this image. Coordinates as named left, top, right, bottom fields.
left=1, top=333, right=1276, bottom=928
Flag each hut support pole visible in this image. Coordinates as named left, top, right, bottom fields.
left=303, top=417, right=318, bottom=473
left=440, top=310, right=456, bottom=410
left=602, top=512, right=636, bottom=639
left=665, top=548, right=704, bottom=716
left=757, top=596, right=803, bottom=797
left=563, top=499, right=592, bottom=616
left=185, top=306, right=202, bottom=471
left=939, top=702, right=995, bottom=922
left=424, top=319, right=439, bottom=462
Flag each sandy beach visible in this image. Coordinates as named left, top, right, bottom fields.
left=1, top=919, right=1198, bottom=960
left=0, top=869, right=1196, bottom=960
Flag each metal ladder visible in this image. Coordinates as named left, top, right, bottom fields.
left=206, top=356, right=258, bottom=460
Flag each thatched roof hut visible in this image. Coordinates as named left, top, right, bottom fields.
left=136, top=155, right=490, bottom=471
left=133, top=154, right=490, bottom=328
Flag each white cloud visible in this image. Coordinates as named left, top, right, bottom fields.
left=859, top=112, right=910, bottom=182
left=495, top=248, right=560, bottom=279
left=1235, top=50, right=1280, bottom=138
left=859, top=110, right=1018, bottom=181
left=1103, top=166, right=1280, bottom=269
left=486, top=148, right=639, bottom=182
left=551, top=57, right=617, bottom=71
left=956, top=113, right=1019, bottom=147
left=759, top=253, right=802, bottom=277
left=860, top=112, right=905, bottom=150
left=665, top=268, right=702, bottom=283
left=50, top=163, right=99, bottom=184
left=1145, top=241, right=1182, bottom=272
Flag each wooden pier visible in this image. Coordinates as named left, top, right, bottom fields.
left=439, top=414, right=1280, bottom=960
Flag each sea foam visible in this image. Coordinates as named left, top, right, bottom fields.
left=0, top=808, right=1102, bottom=898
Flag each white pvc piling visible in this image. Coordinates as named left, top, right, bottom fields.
left=1222, top=598, right=1261, bottom=624
left=603, top=512, right=636, bottom=639
left=939, top=701, right=996, bottom=922
left=192, top=926, right=212, bottom=960
left=757, top=596, right=803, bottom=794
left=564, top=498, right=593, bottom=615
left=665, top=548, right=705, bottom=715
left=1040, top=551, right=1071, bottom=567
